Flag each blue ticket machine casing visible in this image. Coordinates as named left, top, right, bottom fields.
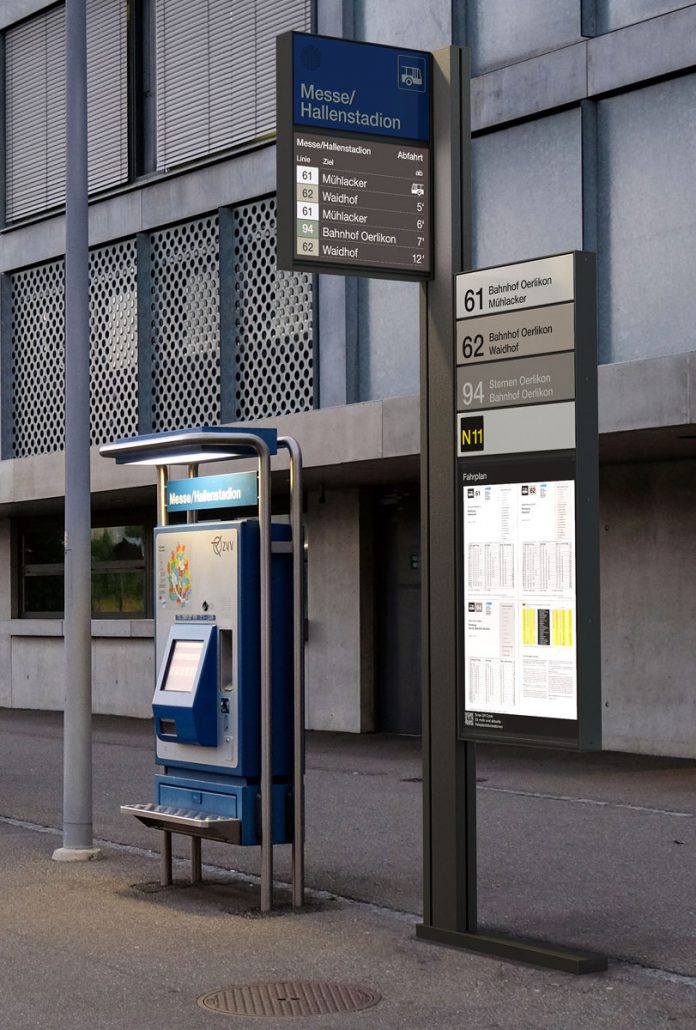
left=152, top=519, right=293, bottom=845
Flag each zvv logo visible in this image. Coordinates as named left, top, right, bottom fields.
left=211, top=535, right=234, bottom=557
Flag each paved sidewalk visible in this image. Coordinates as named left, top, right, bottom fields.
left=1, top=710, right=696, bottom=1028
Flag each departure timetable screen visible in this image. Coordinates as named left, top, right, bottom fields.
left=294, top=132, right=430, bottom=274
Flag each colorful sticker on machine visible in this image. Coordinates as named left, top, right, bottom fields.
left=167, top=544, right=192, bottom=607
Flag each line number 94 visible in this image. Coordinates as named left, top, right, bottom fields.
left=462, top=380, right=484, bottom=406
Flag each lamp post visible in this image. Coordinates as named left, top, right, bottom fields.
left=53, top=0, right=100, bottom=862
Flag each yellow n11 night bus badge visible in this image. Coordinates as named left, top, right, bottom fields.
left=458, top=414, right=484, bottom=453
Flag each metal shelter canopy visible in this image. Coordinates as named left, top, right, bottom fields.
left=99, top=426, right=305, bottom=914
left=100, top=425, right=279, bottom=465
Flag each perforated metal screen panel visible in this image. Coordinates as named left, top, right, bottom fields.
left=9, top=242, right=139, bottom=457
left=7, top=202, right=315, bottom=457
left=10, top=260, right=66, bottom=457
left=230, top=198, right=314, bottom=421
left=89, top=240, right=139, bottom=445
left=150, top=216, right=221, bottom=432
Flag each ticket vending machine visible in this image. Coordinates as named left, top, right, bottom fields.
left=101, top=427, right=305, bottom=912
left=152, top=519, right=293, bottom=846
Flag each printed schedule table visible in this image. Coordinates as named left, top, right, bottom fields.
left=294, top=131, right=430, bottom=274
left=454, top=253, right=601, bottom=751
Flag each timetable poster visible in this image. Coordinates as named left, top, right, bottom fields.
left=462, top=469, right=577, bottom=730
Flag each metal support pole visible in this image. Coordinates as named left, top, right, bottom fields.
left=190, top=837, right=202, bottom=884
left=53, top=0, right=98, bottom=862
left=157, top=466, right=169, bottom=527
left=257, top=446, right=273, bottom=913
left=416, top=43, right=471, bottom=932
left=160, top=828, right=172, bottom=885
left=415, top=51, right=607, bottom=977
left=161, top=830, right=172, bottom=885
left=186, top=463, right=199, bottom=525
left=156, top=465, right=170, bottom=883
left=279, top=437, right=305, bottom=909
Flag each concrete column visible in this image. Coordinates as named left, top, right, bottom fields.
left=0, top=519, right=13, bottom=620
left=305, top=487, right=375, bottom=733
left=600, top=459, right=696, bottom=758
left=0, top=519, right=12, bottom=707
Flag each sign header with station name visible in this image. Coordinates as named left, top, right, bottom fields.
left=456, top=254, right=575, bottom=319
left=167, top=472, right=258, bottom=513
left=292, top=33, right=431, bottom=142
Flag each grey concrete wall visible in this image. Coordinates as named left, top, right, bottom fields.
left=472, top=107, right=583, bottom=270
left=470, top=5, right=696, bottom=131
left=0, top=0, right=53, bottom=30
left=305, top=486, right=375, bottom=733
left=597, top=73, right=696, bottom=364
left=2, top=622, right=154, bottom=718
left=92, top=635, right=154, bottom=718
left=600, top=459, right=696, bottom=757
left=0, top=395, right=422, bottom=513
left=357, top=279, right=421, bottom=402
left=596, top=0, right=694, bottom=33
left=0, top=147, right=277, bottom=273
left=465, top=0, right=582, bottom=75
left=353, top=0, right=451, bottom=51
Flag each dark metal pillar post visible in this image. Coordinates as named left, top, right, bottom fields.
left=416, top=46, right=473, bottom=934
left=416, top=51, right=607, bottom=975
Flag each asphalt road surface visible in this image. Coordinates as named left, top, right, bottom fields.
left=1, top=709, right=695, bottom=1028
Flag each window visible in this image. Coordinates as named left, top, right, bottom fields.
left=154, top=0, right=311, bottom=170
left=4, top=0, right=317, bottom=221
left=20, top=518, right=151, bottom=618
left=4, top=0, right=128, bottom=222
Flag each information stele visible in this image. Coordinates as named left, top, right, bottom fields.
left=276, top=31, right=432, bottom=281
left=455, top=253, right=601, bottom=750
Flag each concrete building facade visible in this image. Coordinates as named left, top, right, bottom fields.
left=1, top=0, right=695, bottom=757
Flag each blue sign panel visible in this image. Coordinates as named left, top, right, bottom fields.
left=166, top=472, right=258, bottom=513
left=292, top=33, right=430, bottom=142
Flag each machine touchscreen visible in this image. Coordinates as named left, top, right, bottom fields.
left=162, top=639, right=204, bottom=692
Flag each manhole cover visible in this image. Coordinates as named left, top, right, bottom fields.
left=198, top=981, right=381, bottom=1018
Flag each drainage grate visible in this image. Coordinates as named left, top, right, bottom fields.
left=198, top=981, right=381, bottom=1018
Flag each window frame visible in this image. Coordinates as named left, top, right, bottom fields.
left=18, top=510, right=153, bottom=620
